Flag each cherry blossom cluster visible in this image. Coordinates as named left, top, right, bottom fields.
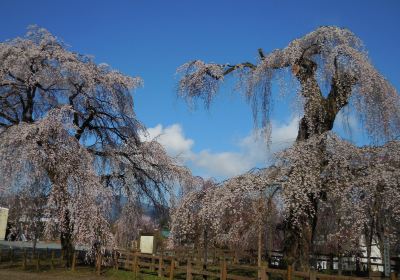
left=0, top=107, right=113, bottom=254
left=177, top=26, right=400, bottom=141
left=170, top=132, right=400, bottom=256
left=170, top=169, right=280, bottom=249
left=0, top=26, right=198, bottom=258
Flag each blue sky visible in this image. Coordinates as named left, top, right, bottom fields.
left=1, top=0, right=399, bottom=179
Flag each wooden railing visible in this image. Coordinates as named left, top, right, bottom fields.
left=0, top=247, right=82, bottom=271
left=116, top=250, right=397, bottom=280
left=1, top=246, right=396, bottom=280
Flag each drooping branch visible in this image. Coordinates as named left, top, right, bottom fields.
left=177, top=26, right=400, bottom=142
left=0, top=26, right=195, bottom=259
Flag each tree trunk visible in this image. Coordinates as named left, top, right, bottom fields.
left=365, top=222, right=374, bottom=275
left=296, top=112, right=335, bottom=142
left=258, top=225, right=263, bottom=279
left=338, top=255, right=343, bottom=275
left=32, top=237, right=37, bottom=256
left=203, top=228, right=208, bottom=280
left=60, top=210, right=74, bottom=268
left=366, top=245, right=372, bottom=275
left=265, top=199, right=273, bottom=263
left=281, top=52, right=357, bottom=268
left=284, top=58, right=354, bottom=267
left=329, top=254, right=334, bottom=271
left=266, top=228, right=272, bottom=261
left=47, top=171, right=74, bottom=267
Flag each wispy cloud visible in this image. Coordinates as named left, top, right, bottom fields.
left=145, top=124, right=194, bottom=159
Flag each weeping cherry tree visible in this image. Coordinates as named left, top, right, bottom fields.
left=177, top=26, right=400, bottom=264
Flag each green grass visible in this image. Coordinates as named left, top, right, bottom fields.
left=105, top=269, right=164, bottom=280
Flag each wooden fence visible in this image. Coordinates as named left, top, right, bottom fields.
left=0, top=246, right=83, bottom=271
left=161, top=248, right=399, bottom=272
left=116, top=250, right=399, bottom=280
left=1, top=246, right=398, bottom=280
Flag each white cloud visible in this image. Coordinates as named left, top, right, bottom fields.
left=145, top=118, right=299, bottom=179
left=238, top=117, right=299, bottom=165
left=192, top=150, right=249, bottom=178
left=144, top=124, right=194, bottom=159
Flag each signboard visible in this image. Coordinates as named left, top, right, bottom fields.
left=0, top=207, right=9, bottom=240
left=140, top=235, right=154, bottom=254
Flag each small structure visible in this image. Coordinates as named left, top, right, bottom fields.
left=140, top=234, right=155, bottom=254
left=0, top=207, right=9, bottom=240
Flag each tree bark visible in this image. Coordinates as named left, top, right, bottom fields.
left=265, top=200, right=273, bottom=263
left=47, top=171, right=74, bottom=267
left=203, top=228, right=208, bottom=280
left=284, top=55, right=356, bottom=267
left=258, top=224, right=263, bottom=279
left=365, top=220, right=374, bottom=275
left=60, top=209, right=74, bottom=267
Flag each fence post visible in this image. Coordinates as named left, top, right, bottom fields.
left=96, top=252, right=102, bottom=276
left=213, top=248, right=217, bottom=265
left=71, top=251, right=76, bottom=271
left=186, top=259, right=193, bottom=280
left=151, top=255, right=155, bottom=271
left=9, top=247, right=12, bottom=264
left=36, top=252, right=40, bottom=271
left=234, top=250, right=239, bottom=264
left=133, top=252, right=138, bottom=277
left=115, top=251, right=119, bottom=270
left=22, top=249, right=27, bottom=270
left=125, top=252, right=130, bottom=270
left=132, top=252, right=136, bottom=272
left=169, top=259, right=175, bottom=280
left=158, top=253, right=164, bottom=277
left=60, top=249, right=64, bottom=266
left=220, top=259, right=227, bottom=280
left=309, top=269, right=316, bottom=280
left=196, top=250, right=202, bottom=267
left=112, top=250, right=116, bottom=270
left=286, top=264, right=293, bottom=280
left=260, top=265, right=267, bottom=280
left=51, top=250, right=55, bottom=270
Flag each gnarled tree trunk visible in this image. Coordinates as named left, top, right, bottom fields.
left=284, top=55, right=356, bottom=269
left=60, top=209, right=74, bottom=267
left=48, top=171, right=75, bottom=267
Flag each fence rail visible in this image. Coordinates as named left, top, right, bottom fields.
left=115, top=249, right=398, bottom=280
left=0, top=245, right=398, bottom=280
left=0, top=246, right=84, bottom=271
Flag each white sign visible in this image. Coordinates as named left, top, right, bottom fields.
left=0, top=207, right=9, bottom=240
left=140, top=235, right=154, bottom=254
